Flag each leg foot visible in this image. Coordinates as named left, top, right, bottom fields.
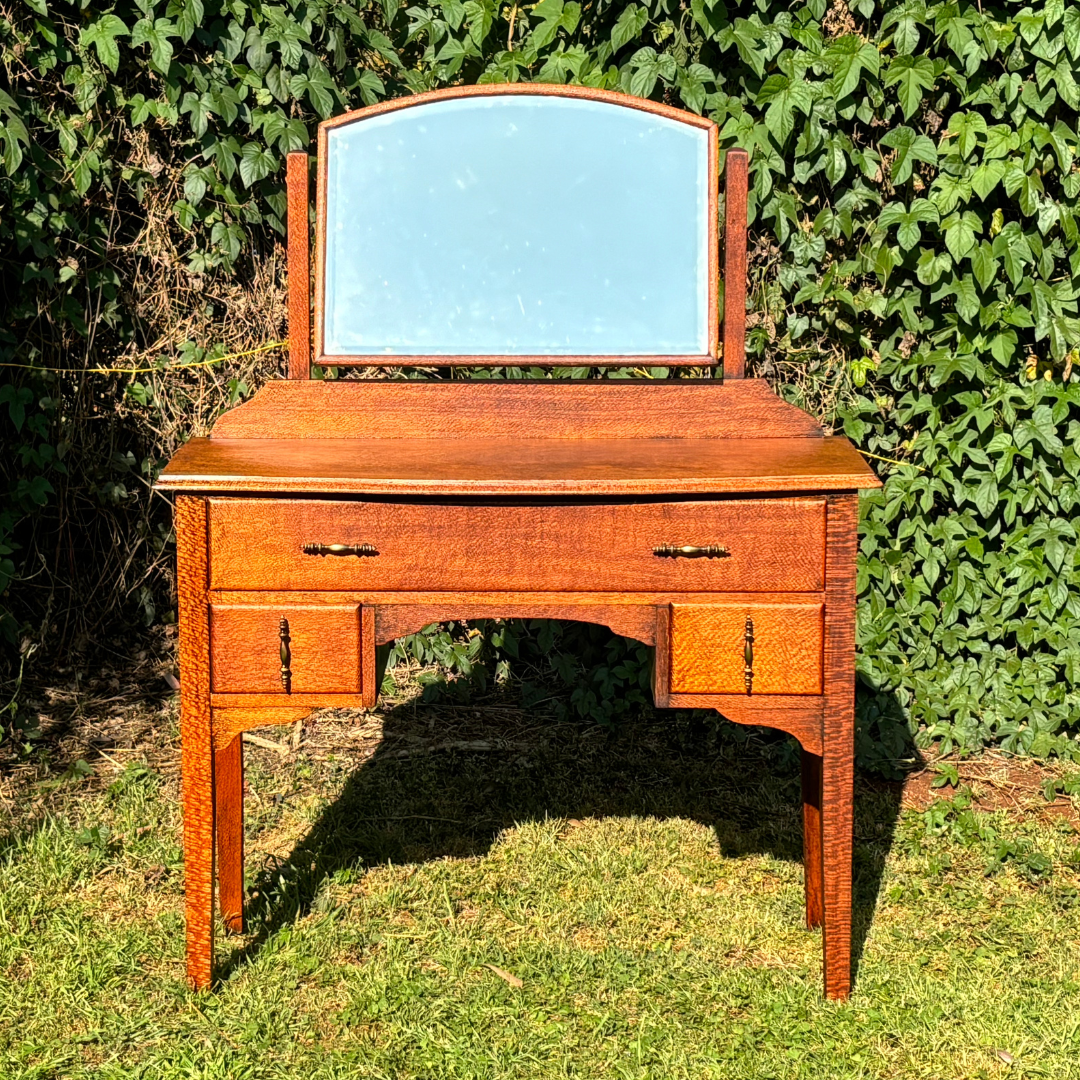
left=216, top=735, right=245, bottom=934
left=820, top=747, right=853, bottom=1001
left=801, top=749, right=823, bottom=930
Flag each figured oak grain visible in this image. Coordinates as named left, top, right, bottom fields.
left=669, top=601, right=824, bottom=695
left=176, top=495, right=215, bottom=990
left=206, top=497, right=826, bottom=593
left=209, top=380, right=824, bottom=441
left=821, top=493, right=859, bottom=1001
left=209, top=603, right=360, bottom=694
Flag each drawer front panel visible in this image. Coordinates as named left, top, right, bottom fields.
left=210, top=603, right=360, bottom=694
left=208, top=498, right=826, bottom=593
left=669, top=602, right=823, bottom=695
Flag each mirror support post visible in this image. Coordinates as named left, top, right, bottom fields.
left=722, top=148, right=748, bottom=380
left=287, top=150, right=311, bottom=381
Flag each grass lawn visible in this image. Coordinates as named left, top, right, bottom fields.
left=2, top=658, right=1080, bottom=1079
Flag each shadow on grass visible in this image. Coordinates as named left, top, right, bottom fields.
left=220, top=675, right=918, bottom=993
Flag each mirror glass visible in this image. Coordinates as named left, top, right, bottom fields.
left=322, top=95, right=711, bottom=357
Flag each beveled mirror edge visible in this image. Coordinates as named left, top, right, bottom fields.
left=309, top=84, right=721, bottom=371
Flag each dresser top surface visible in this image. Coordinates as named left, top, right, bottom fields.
left=158, top=434, right=880, bottom=497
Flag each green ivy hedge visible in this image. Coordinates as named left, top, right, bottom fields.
left=2, top=0, right=1079, bottom=772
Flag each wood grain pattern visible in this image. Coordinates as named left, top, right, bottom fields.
left=209, top=603, right=360, bottom=694
left=213, top=706, right=314, bottom=751
left=722, top=148, right=748, bottom=380
left=361, top=606, right=377, bottom=708
left=651, top=604, right=671, bottom=707
left=312, top=84, right=719, bottom=367
left=665, top=693, right=823, bottom=755
left=822, top=493, right=858, bottom=1000
left=669, top=601, right=824, bottom=694
left=160, top=436, right=878, bottom=497
left=374, top=602, right=659, bottom=647
left=176, top=495, right=215, bottom=990
left=206, top=498, right=826, bottom=594
left=209, top=380, right=824, bottom=441
left=286, top=151, right=310, bottom=381
left=210, top=692, right=366, bottom=709
left=215, top=734, right=244, bottom=933
left=802, top=749, right=824, bottom=929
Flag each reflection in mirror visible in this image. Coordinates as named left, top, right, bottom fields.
left=321, top=95, right=711, bottom=357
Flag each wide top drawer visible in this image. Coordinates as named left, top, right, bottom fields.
left=207, top=497, right=826, bottom=593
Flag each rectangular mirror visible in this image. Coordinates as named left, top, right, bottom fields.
left=318, top=90, right=716, bottom=362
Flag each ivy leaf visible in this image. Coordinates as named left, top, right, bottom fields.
left=131, top=18, right=178, bottom=75
left=942, top=210, right=981, bottom=260
left=970, top=241, right=1000, bottom=291
left=885, top=55, right=936, bottom=119
left=971, top=159, right=1005, bottom=200
left=982, top=125, right=1019, bottom=160
left=1015, top=406, right=1064, bottom=454
left=690, top=0, right=725, bottom=41
left=825, top=34, right=880, bottom=99
left=239, top=142, right=277, bottom=187
left=611, top=4, right=648, bottom=52
left=945, top=111, right=986, bottom=158
left=80, top=14, right=129, bottom=74
left=355, top=69, right=385, bottom=107
left=879, top=125, right=938, bottom=184
left=917, top=248, right=952, bottom=285
left=992, top=223, right=1033, bottom=285
left=952, top=276, right=980, bottom=322
left=1065, top=5, right=1080, bottom=57
left=973, top=475, right=999, bottom=518
left=757, top=74, right=812, bottom=146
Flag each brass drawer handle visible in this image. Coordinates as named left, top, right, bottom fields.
left=744, top=616, right=754, bottom=695
left=302, top=543, right=379, bottom=557
left=279, top=617, right=291, bottom=692
left=653, top=544, right=730, bottom=559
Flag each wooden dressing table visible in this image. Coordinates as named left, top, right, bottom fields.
left=158, top=84, right=880, bottom=1001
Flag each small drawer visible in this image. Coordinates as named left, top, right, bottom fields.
left=210, top=603, right=360, bottom=694
left=208, top=497, right=826, bottom=593
left=669, top=601, right=823, bottom=695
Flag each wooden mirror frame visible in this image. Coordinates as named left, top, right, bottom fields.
left=285, top=84, right=748, bottom=379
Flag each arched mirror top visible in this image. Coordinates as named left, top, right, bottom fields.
left=314, top=85, right=719, bottom=365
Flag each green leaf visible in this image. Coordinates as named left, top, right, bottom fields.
left=757, top=74, right=812, bottom=146
left=973, top=475, right=999, bottom=518
left=945, top=111, right=986, bottom=158
left=611, top=4, right=648, bottom=52
left=131, top=18, right=177, bottom=75
left=885, top=55, right=936, bottom=120
left=1065, top=5, right=1080, bottom=58
left=80, top=13, right=129, bottom=73
left=970, top=241, right=999, bottom=291
left=970, top=159, right=1005, bottom=200
left=879, top=126, right=938, bottom=184
left=825, top=34, right=880, bottom=99
left=942, top=210, right=981, bottom=260
left=953, top=276, right=980, bottom=322
left=239, top=142, right=276, bottom=187
left=916, top=248, right=951, bottom=285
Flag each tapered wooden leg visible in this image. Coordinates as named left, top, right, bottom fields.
left=821, top=494, right=858, bottom=1002
left=801, top=748, right=823, bottom=930
left=177, top=496, right=215, bottom=990
left=216, top=735, right=245, bottom=933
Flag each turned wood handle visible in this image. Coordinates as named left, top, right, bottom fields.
left=653, top=544, right=730, bottom=559
left=744, top=616, right=754, bottom=695
left=279, top=617, right=291, bottom=692
left=301, top=543, right=379, bottom=557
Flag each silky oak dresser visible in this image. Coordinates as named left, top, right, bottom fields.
left=157, top=84, right=881, bottom=1000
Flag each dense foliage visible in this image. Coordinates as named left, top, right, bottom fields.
left=2, top=0, right=1079, bottom=772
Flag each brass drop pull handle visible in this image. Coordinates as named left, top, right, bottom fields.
left=653, top=544, right=730, bottom=559
left=302, top=543, right=379, bottom=557
left=279, top=617, right=291, bottom=692
left=744, top=616, right=754, bottom=695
